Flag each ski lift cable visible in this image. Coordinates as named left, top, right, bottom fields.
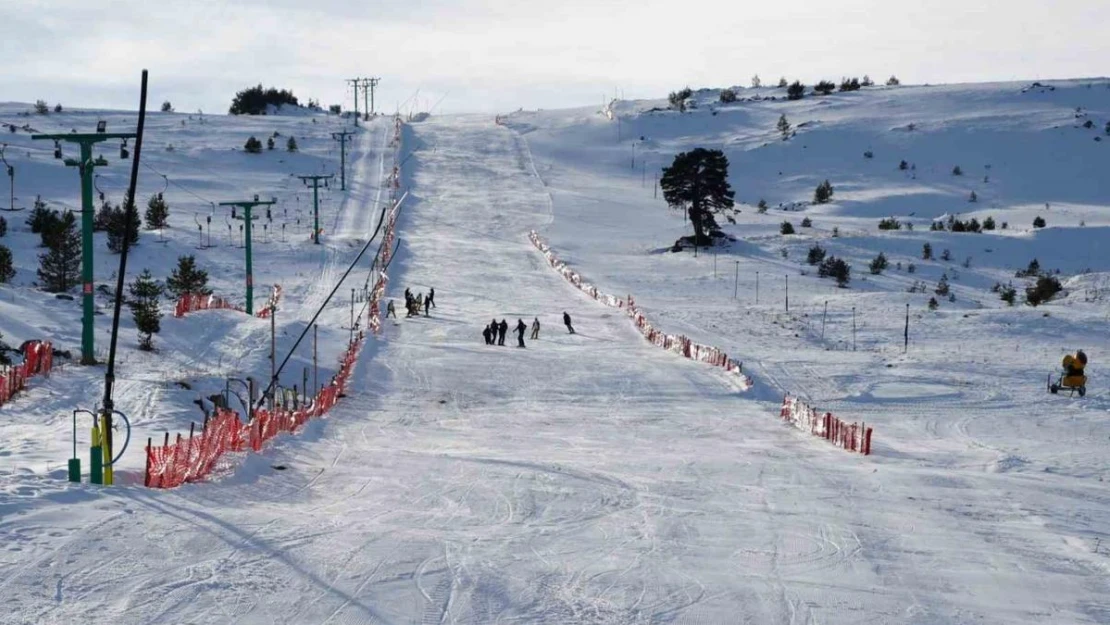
left=254, top=194, right=402, bottom=410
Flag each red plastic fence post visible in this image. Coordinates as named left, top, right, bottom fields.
left=864, top=428, right=873, bottom=455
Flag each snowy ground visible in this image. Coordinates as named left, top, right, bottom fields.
left=2, top=80, right=1110, bottom=624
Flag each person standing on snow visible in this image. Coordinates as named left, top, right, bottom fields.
left=530, top=317, right=540, bottom=340
left=423, top=295, right=431, bottom=317
left=427, top=288, right=436, bottom=309
left=482, top=324, right=492, bottom=345
left=516, top=319, right=527, bottom=347
left=563, top=311, right=575, bottom=334
left=498, top=319, right=508, bottom=346
left=386, top=299, right=396, bottom=318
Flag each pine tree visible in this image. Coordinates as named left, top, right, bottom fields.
left=983, top=216, right=996, bottom=230
left=801, top=216, right=812, bottom=227
left=751, top=74, right=761, bottom=88
left=814, top=180, right=834, bottom=204
left=286, top=136, right=298, bottom=152
left=777, top=77, right=788, bottom=88
left=935, top=273, right=950, bottom=296
left=922, top=243, right=933, bottom=259
left=869, top=252, right=888, bottom=274
left=128, top=269, right=163, bottom=351
left=787, top=81, right=805, bottom=100
left=267, top=136, right=275, bottom=150
left=0, top=244, right=13, bottom=283
left=780, top=221, right=795, bottom=235
left=165, top=255, right=211, bottom=299
left=886, top=76, right=901, bottom=86
left=161, top=101, right=174, bottom=113
left=39, top=210, right=71, bottom=249
left=861, top=75, right=874, bottom=87
left=1033, top=215, right=1046, bottom=228
left=719, top=89, right=737, bottom=103
left=244, top=136, right=263, bottom=153
left=26, top=196, right=52, bottom=233
left=806, top=243, right=826, bottom=265
left=777, top=114, right=791, bottom=138
left=94, top=199, right=114, bottom=232
left=145, top=194, right=169, bottom=229
left=660, top=148, right=736, bottom=245
left=814, top=80, right=836, bottom=95
left=0, top=216, right=6, bottom=237
left=37, top=212, right=80, bottom=292
left=106, top=197, right=141, bottom=253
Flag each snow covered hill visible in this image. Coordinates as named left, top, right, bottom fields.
left=1, top=79, right=1109, bottom=624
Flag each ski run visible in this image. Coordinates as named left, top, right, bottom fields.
left=2, top=79, right=1110, bottom=624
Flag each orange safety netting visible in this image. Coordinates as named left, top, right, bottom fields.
left=528, top=230, right=753, bottom=389
left=780, top=395, right=873, bottom=455
left=0, top=340, right=54, bottom=407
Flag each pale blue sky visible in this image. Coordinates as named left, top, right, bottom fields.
left=2, top=0, right=1106, bottom=114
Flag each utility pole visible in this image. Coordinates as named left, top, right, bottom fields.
left=346, top=78, right=361, bottom=126
left=298, top=174, right=334, bottom=244
left=33, top=124, right=137, bottom=365
left=733, top=261, right=739, bottom=299
left=331, top=130, right=354, bottom=191
left=368, top=77, right=381, bottom=115
left=220, top=195, right=275, bottom=315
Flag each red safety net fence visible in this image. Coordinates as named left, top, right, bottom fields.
left=173, top=284, right=283, bottom=319
left=144, top=336, right=363, bottom=488
left=781, top=395, right=873, bottom=455
left=0, top=340, right=55, bottom=407
left=528, top=230, right=753, bottom=390
left=145, top=181, right=406, bottom=488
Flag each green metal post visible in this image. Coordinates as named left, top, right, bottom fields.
left=32, top=129, right=136, bottom=365
left=297, top=175, right=333, bottom=245
left=311, top=185, right=319, bottom=245
left=78, top=143, right=95, bottom=364
left=221, top=198, right=275, bottom=316
left=244, top=205, right=254, bottom=314
left=332, top=131, right=353, bottom=191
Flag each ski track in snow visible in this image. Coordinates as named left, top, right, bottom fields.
left=1, top=82, right=1110, bottom=624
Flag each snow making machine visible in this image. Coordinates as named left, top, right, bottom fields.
left=1048, top=350, right=1088, bottom=397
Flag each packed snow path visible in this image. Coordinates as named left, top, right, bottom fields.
left=2, top=115, right=1108, bottom=625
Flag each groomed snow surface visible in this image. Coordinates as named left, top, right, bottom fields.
left=3, top=80, right=1110, bottom=624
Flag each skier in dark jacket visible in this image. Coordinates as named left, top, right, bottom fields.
left=423, top=295, right=431, bottom=316
left=427, top=288, right=436, bottom=309
left=497, top=319, right=508, bottom=346
left=530, top=317, right=540, bottom=340
left=516, top=319, right=527, bottom=347
left=489, top=319, right=498, bottom=344
left=563, top=311, right=575, bottom=334
left=482, top=325, right=492, bottom=345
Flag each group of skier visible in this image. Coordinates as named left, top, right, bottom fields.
left=386, top=287, right=436, bottom=319
left=483, top=312, right=575, bottom=348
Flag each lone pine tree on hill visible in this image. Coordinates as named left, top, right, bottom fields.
left=166, top=255, right=211, bottom=299
left=37, top=211, right=80, bottom=292
left=660, top=148, right=736, bottom=246
left=129, top=269, right=163, bottom=351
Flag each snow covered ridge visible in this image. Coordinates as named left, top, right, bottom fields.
left=528, top=230, right=753, bottom=391
left=781, top=395, right=873, bottom=455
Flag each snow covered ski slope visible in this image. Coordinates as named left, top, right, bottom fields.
left=2, top=79, right=1110, bottom=624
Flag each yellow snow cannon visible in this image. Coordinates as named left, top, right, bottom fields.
left=1049, top=350, right=1087, bottom=397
